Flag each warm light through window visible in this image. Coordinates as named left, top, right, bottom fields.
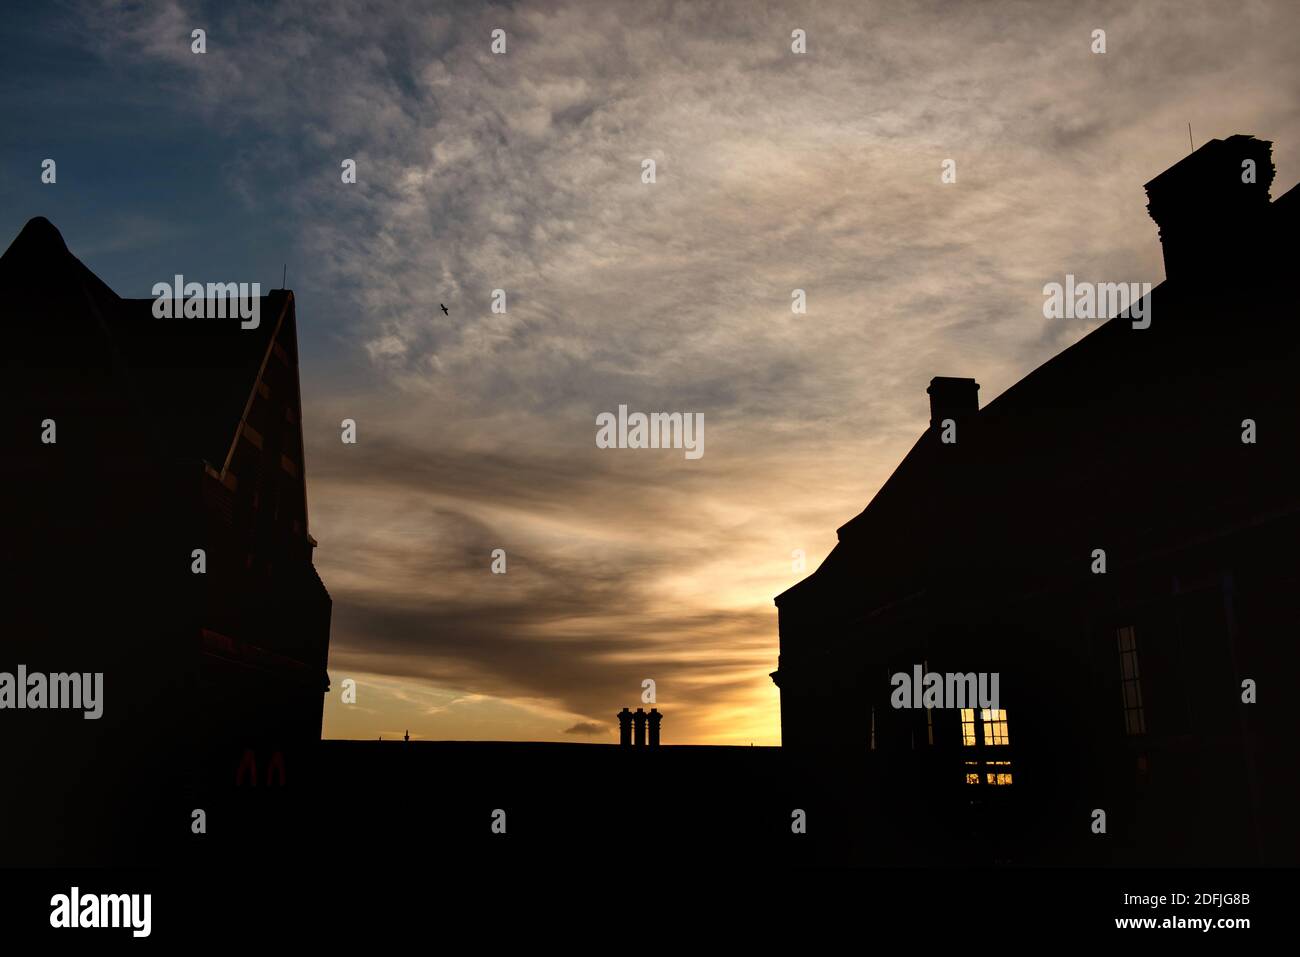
left=962, top=709, right=1012, bottom=786
left=982, top=709, right=1009, bottom=745
left=961, top=708, right=977, bottom=746
left=985, top=760, right=1012, bottom=785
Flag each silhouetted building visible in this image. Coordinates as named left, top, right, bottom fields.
left=0, top=218, right=331, bottom=863
left=772, top=135, right=1300, bottom=866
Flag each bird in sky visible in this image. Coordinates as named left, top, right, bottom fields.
left=440, top=303, right=449, bottom=315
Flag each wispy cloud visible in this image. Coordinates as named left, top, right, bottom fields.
left=62, top=0, right=1300, bottom=743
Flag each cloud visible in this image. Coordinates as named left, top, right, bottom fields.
left=563, top=722, right=607, bottom=736
left=68, top=0, right=1300, bottom=743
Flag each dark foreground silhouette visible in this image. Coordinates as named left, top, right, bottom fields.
left=774, top=135, right=1300, bottom=866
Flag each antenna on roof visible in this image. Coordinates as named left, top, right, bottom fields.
left=1188, top=123, right=1194, bottom=151
left=282, top=264, right=287, bottom=289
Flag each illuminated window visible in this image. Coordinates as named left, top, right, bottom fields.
left=982, top=709, right=1009, bottom=745
left=985, top=760, right=1012, bottom=786
left=961, top=708, right=1012, bottom=786
left=1118, top=626, right=1146, bottom=735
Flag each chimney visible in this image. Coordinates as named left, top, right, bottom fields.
left=632, top=707, right=648, bottom=747
left=648, top=708, right=662, bottom=747
left=926, top=377, right=979, bottom=431
left=617, top=707, right=632, bottom=747
left=1144, top=134, right=1274, bottom=283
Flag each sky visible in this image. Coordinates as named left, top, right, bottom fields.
left=2, top=0, right=1297, bottom=745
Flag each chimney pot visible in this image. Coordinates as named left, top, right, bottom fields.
left=926, top=377, right=979, bottom=430
left=617, top=707, right=633, bottom=747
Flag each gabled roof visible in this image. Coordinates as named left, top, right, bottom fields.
left=109, top=294, right=289, bottom=468
left=777, top=178, right=1300, bottom=617
left=0, top=216, right=290, bottom=470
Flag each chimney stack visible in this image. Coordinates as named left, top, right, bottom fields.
left=926, top=377, right=979, bottom=431
left=633, top=708, right=648, bottom=747
left=617, top=707, right=632, bottom=747
left=648, top=708, right=662, bottom=747
left=1144, top=134, right=1274, bottom=283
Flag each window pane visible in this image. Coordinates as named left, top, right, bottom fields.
left=961, top=709, right=976, bottom=746
left=1118, top=627, right=1147, bottom=736
left=985, top=710, right=1009, bottom=745
left=1118, top=625, right=1134, bottom=651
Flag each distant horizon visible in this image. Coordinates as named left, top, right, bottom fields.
left=323, top=736, right=776, bottom=746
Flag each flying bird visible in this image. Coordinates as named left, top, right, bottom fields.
left=440, top=303, right=449, bottom=316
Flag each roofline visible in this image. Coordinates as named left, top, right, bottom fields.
left=214, top=291, right=294, bottom=478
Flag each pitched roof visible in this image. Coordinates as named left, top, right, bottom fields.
left=777, top=180, right=1300, bottom=616
left=0, top=216, right=290, bottom=470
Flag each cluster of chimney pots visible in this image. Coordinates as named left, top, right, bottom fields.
left=617, top=707, right=662, bottom=747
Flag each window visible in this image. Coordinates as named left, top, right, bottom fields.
left=984, top=761, right=1013, bottom=786
left=961, top=708, right=977, bottom=746
left=960, top=709, right=1010, bottom=748
left=982, top=709, right=1009, bottom=745
left=964, top=760, right=1011, bottom=785
left=961, top=708, right=1012, bottom=786
left=1118, top=626, right=1146, bottom=735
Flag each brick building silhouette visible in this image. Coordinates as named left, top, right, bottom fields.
left=0, top=218, right=331, bottom=863
left=772, top=135, right=1300, bottom=865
